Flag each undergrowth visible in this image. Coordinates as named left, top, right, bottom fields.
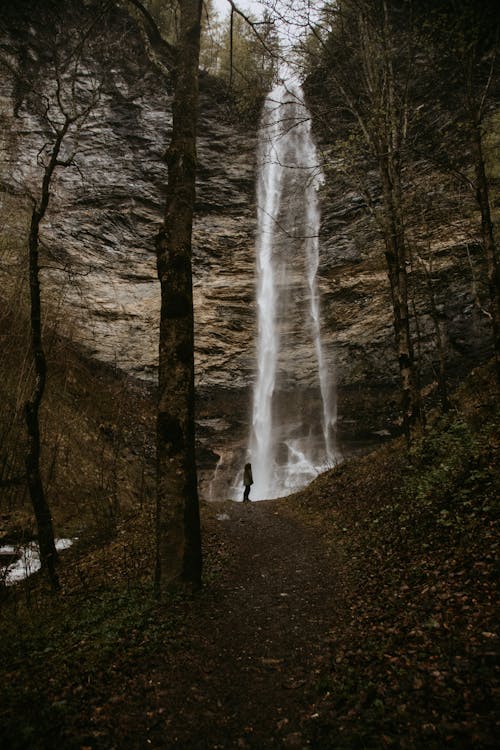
left=296, top=365, right=499, bottom=749
left=0, top=585, right=184, bottom=750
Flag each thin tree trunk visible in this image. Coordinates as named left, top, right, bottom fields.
left=379, top=0, right=421, bottom=442
left=379, top=156, right=421, bottom=444
left=422, top=255, right=450, bottom=412
left=472, top=122, right=500, bottom=384
left=25, top=125, right=67, bottom=590
left=154, top=0, right=202, bottom=594
left=229, top=7, right=234, bottom=89
left=409, top=284, right=425, bottom=428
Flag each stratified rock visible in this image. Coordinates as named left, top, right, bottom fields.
left=0, top=0, right=494, bottom=499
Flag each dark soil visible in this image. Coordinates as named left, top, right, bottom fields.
left=153, top=502, right=339, bottom=749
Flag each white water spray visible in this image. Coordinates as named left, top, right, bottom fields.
left=246, top=82, right=337, bottom=500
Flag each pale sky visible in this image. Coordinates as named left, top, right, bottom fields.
left=210, top=2, right=321, bottom=47
left=212, top=0, right=264, bottom=20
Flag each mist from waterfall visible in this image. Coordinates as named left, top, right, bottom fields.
left=246, top=82, right=337, bottom=500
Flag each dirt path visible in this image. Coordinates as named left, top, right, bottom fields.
left=125, top=500, right=341, bottom=749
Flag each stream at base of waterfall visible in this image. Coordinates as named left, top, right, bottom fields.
left=227, top=82, right=338, bottom=501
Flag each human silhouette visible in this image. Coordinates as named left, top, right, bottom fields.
left=243, top=462, right=253, bottom=502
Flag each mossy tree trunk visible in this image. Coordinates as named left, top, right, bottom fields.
left=154, top=0, right=202, bottom=594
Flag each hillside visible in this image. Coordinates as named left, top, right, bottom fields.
left=0, top=361, right=497, bottom=749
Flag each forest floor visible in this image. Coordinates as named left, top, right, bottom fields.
left=0, top=362, right=498, bottom=749
left=104, top=499, right=346, bottom=749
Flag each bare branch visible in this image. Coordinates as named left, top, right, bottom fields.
left=226, top=0, right=278, bottom=59
left=126, top=0, right=176, bottom=67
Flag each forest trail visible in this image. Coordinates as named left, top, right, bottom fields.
left=118, top=499, right=340, bottom=749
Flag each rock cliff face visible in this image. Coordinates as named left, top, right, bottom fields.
left=0, top=1, right=495, bottom=499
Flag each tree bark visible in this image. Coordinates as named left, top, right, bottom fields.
left=424, top=260, right=450, bottom=412
left=25, top=125, right=69, bottom=592
left=379, top=0, right=422, bottom=441
left=154, top=0, right=202, bottom=594
left=379, top=155, right=421, bottom=443
left=472, top=121, right=500, bottom=384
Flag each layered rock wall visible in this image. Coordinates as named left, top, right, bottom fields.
left=0, top=1, right=495, bottom=499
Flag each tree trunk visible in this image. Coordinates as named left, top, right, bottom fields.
left=154, top=0, right=202, bottom=594
left=379, top=2, right=421, bottom=442
left=379, top=155, right=421, bottom=444
left=472, top=121, right=500, bottom=384
left=24, top=123, right=69, bottom=591
left=424, top=261, right=450, bottom=412
left=26, top=209, right=59, bottom=591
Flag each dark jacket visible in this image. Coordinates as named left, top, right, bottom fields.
left=243, top=465, right=253, bottom=486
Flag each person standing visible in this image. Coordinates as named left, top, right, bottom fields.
left=243, top=462, right=253, bottom=502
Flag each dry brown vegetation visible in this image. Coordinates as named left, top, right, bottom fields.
left=288, top=368, right=498, bottom=748
left=0, top=204, right=157, bottom=558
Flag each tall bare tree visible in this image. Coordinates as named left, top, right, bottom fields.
left=417, top=0, right=500, bottom=383
left=1, top=0, right=103, bottom=589
left=306, top=0, right=422, bottom=442
left=155, top=0, right=203, bottom=593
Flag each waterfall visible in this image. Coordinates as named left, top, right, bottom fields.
left=245, top=82, right=337, bottom=500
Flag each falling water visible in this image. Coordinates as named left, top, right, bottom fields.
left=246, top=82, right=337, bottom=500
